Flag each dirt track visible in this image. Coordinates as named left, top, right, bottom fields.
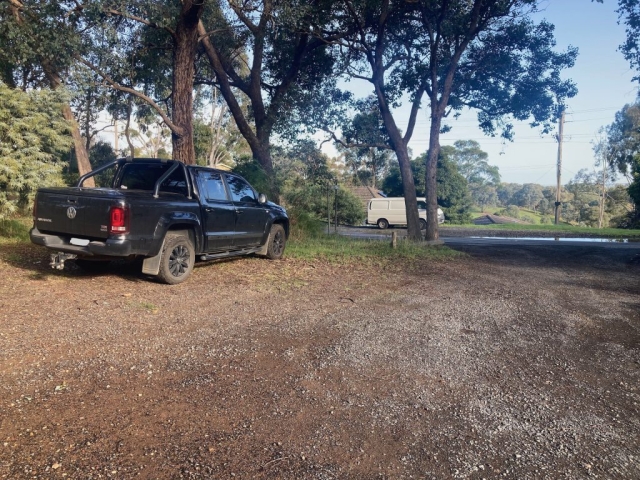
left=1, top=241, right=639, bottom=479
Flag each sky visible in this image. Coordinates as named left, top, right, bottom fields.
left=383, top=0, right=638, bottom=186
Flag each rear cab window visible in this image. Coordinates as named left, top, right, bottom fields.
left=117, top=163, right=188, bottom=196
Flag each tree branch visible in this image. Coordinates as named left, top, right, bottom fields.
left=106, top=9, right=176, bottom=38
left=322, top=127, right=391, bottom=151
left=76, top=57, right=183, bottom=135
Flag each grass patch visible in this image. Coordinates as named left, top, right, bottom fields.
left=440, top=222, right=640, bottom=238
left=0, top=217, right=31, bottom=243
left=287, top=233, right=462, bottom=262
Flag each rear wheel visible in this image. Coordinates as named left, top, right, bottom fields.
left=265, top=224, right=286, bottom=260
left=157, top=233, right=195, bottom=285
left=419, top=219, right=427, bottom=230
left=377, top=218, right=389, bottom=230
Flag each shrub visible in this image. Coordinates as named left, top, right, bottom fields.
left=0, top=83, right=72, bottom=218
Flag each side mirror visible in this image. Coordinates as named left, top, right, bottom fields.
left=258, top=193, right=267, bottom=204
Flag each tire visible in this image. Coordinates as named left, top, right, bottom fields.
left=157, top=233, right=195, bottom=285
left=419, top=218, right=427, bottom=230
left=377, top=218, right=389, bottom=230
left=265, top=224, right=286, bottom=260
left=75, top=258, right=111, bottom=272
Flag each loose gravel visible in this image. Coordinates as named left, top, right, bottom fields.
left=0, top=241, right=638, bottom=479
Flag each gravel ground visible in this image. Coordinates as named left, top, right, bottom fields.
left=0, top=241, right=639, bottom=479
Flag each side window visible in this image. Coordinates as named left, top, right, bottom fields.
left=201, top=173, right=229, bottom=202
left=417, top=201, right=427, bottom=210
left=226, top=175, right=256, bottom=203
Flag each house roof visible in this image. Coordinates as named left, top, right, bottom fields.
left=348, top=186, right=384, bottom=210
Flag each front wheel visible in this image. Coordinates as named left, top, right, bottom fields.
left=157, top=233, right=195, bottom=285
left=377, top=218, right=389, bottom=230
left=265, top=224, right=286, bottom=260
left=419, top=219, right=427, bottom=230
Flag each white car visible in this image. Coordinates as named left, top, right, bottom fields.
left=366, top=197, right=445, bottom=229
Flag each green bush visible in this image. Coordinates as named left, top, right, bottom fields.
left=283, top=183, right=364, bottom=226
left=0, top=217, right=31, bottom=241
left=0, top=83, right=72, bottom=218
left=232, top=157, right=272, bottom=197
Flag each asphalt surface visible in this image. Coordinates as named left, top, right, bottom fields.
left=337, top=226, right=640, bottom=250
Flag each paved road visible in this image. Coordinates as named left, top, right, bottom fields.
left=338, top=227, right=640, bottom=250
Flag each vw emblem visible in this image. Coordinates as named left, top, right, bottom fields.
left=66, top=206, right=77, bottom=219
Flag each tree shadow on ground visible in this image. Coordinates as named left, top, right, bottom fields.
left=0, top=242, right=147, bottom=284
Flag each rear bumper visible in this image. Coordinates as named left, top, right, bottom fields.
left=30, top=228, right=133, bottom=258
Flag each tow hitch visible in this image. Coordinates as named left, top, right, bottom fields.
left=50, top=252, right=77, bottom=270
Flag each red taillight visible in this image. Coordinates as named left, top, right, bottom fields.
left=109, top=206, right=129, bottom=234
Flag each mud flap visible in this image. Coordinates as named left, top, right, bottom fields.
left=142, top=240, right=164, bottom=276
left=255, top=230, right=270, bottom=257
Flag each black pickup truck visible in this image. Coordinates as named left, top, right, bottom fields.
left=30, top=158, right=289, bottom=284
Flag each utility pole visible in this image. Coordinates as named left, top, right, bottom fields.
left=554, top=107, right=565, bottom=225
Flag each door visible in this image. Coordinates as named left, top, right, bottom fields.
left=197, top=171, right=236, bottom=252
left=388, top=199, right=406, bottom=225
left=225, top=174, right=269, bottom=247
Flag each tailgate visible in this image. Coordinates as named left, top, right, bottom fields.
left=35, top=188, right=123, bottom=239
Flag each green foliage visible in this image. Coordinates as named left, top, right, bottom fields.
left=0, top=217, right=31, bottom=242
left=618, top=0, right=640, bottom=83
left=0, top=83, right=71, bottom=218
left=233, top=157, right=272, bottom=196
left=503, top=205, right=520, bottom=219
left=288, top=210, right=325, bottom=242
left=382, top=153, right=472, bottom=223
left=65, top=140, right=117, bottom=187
left=445, top=141, right=500, bottom=184
left=284, top=183, right=364, bottom=226
left=605, top=101, right=640, bottom=222
left=0, top=1, right=81, bottom=89
left=513, top=183, right=545, bottom=211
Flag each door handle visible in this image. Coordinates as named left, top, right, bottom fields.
left=235, top=209, right=243, bottom=215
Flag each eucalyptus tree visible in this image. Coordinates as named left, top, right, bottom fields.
left=617, top=0, right=640, bottom=81
left=331, top=0, right=577, bottom=240
left=197, top=0, right=347, bottom=185
left=77, top=0, right=206, bottom=165
left=605, top=102, right=640, bottom=215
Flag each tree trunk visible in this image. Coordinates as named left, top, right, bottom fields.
left=373, top=83, right=422, bottom=241
left=42, top=63, right=95, bottom=186
left=397, top=146, right=422, bottom=241
left=62, top=104, right=95, bottom=188
left=125, top=97, right=135, bottom=158
left=171, top=1, right=204, bottom=164
left=425, top=109, right=442, bottom=241
left=197, top=20, right=278, bottom=199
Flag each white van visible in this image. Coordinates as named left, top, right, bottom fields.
left=367, top=197, right=445, bottom=229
